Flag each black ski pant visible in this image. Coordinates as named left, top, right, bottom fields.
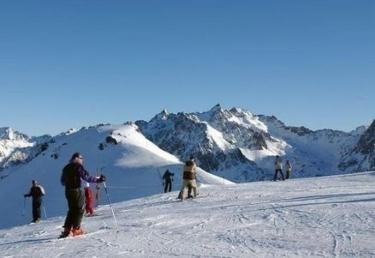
left=177, top=185, right=193, bottom=199
left=273, top=169, right=285, bottom=181
left=63, top=189, right=85, bottom=230
left=32, top=198, right=42, bottom=222
left=164, top=180, right=172, bottom=193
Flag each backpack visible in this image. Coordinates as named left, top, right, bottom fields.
left=37, top=185, right=46, bottom=196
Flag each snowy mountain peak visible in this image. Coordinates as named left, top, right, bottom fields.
left=210, top=103, right=223, bottom=112
left=198, top=105, right=266, bottom=132
left=0, top=127, right=29, bottom=141
left=137, top=106, right=277, bottom=181
left=350, top=125, right=368, bottom=136
left=0, top=127, right=52, bottom=174
left=259, top=115, right=316, bottom=136
left=339, top=119, right=375, bottom=173
left=229, top=107, right=248, bottom=115
left=151, top=109, right=170, bottom=121
left=158, top=108, right=169, bottom=116
left=0, top=127, right=12, bottom=140
left=64, top=128, right=79, bottom=135
left=354, top=119, right=375, bottom=155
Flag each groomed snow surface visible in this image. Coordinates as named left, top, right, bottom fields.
left=1, top=172, right=375, bottom=257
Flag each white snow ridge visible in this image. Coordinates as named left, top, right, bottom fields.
left=1, top=172, right=375, bottom=257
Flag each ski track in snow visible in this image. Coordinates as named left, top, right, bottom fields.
left=1, top=172, right=375, bottom=257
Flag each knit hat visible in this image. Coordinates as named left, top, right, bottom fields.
left=71, top=152, right=81, bottom=160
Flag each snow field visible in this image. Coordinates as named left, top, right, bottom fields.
left=1, top=172, right=375, bottom=257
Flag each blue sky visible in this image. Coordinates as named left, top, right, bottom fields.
left=0, top=1, right=374, bottom=136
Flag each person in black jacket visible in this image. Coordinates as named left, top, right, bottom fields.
left=59, top=152, right=106, bottom=238
left=162, top=169, right=174, bottom=193
left=24, top=180, right=45, bottom=223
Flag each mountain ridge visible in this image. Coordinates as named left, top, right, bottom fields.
left=1, top=105, right=374, bottom=182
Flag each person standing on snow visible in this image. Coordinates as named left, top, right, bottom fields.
left=285, top=160, right=292, bottom=179
left=84, top=182, right=94, bottom=216
left=59, top=152, right=105, bottom=238
left=179, top=155, right=198, bottom=201
left=162, top=169, right=174, bottom=193
left=273, top=155, right=285, bottom=181
left=24, top=180, right=45, bottom=223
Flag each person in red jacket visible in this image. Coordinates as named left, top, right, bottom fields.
left=84, top=182, right=94, bottom=216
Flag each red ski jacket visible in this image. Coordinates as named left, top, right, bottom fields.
left=84, top=187, right=94, bottom=208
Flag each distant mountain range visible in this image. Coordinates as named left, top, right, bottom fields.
left=1, top=104, right=374, bottom=183
left=136, top=104, right=374, bottom=181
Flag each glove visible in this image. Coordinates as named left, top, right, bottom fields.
left=97, top=174, right=106, bottom=183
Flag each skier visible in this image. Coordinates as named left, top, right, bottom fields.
left=179, top=155, right=198, bottom=201
left=59, top=152, right=106, bottom=238
left=285, top=160, right=292, bottom=179
left=273, top=155, right=285, bottom=181
left=84, top=182, right=94, bottom=216
left=162, top=169, right=174, bottom=193
left=24, top=180, right=45, bottom=223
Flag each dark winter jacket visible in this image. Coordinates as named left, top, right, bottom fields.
left=162, top=170, right=174, bottom=182
left=183, top=160, right=197, bottom=180
left=61, top=163, right=99, bottom=190
left=25, top=185, right=44, bottom=200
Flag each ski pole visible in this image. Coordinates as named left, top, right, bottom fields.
left=157, top=169, right=164, bottom=193
left=43, top=206, right=48, bottom=219
left=22, top=197, right=26, bottom=216
left=102, top=182, right=118, bottom=228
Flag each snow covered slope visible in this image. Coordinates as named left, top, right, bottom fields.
left=258, top=115, right=360, bottom=178
left=1, top=171, right=375, bottom=257
left=0, top=123, right=233, bottom=229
